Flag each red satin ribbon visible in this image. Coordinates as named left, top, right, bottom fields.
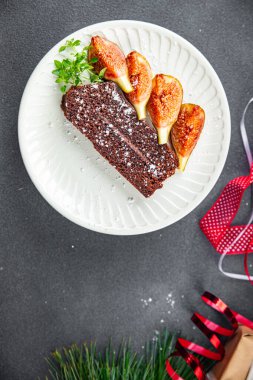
left=200, top=164, right=253, bottom=283
left=166, top=291, right=253, bottom=380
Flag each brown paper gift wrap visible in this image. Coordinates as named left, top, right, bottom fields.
left=208, top=326, right=253, bottom=380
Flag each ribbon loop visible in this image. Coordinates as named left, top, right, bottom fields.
left=166, top=292, right=253, bottom=379
left=200, top=99, right=253, bottom=283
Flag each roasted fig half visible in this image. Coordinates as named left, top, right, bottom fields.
left=88, top=36, right=133, bottom=93
left=171, top=103, right=205, bottom=171
left=147, top=74, right=183, bottom=144
left=126, top=51, right=152, bottom=120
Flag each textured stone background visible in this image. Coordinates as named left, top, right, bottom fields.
left=1, top=0, right=253, bottom=378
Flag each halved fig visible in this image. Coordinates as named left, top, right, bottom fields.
left=147, top=74, right=183, bottom=144
left=126, top=51, right=152, bottom=120
left=171, top=103, right=205, bottom=171
left=88, top=36, right=133, bottom=93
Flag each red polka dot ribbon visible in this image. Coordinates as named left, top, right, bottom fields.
left=200, top=98, right=253, bottom=284
left=199, top=163, right=253, bottom=284
left=166, top=291, right=253, bottom=379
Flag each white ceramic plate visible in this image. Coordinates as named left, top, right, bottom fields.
left=18, top=20, right=230, bottom=235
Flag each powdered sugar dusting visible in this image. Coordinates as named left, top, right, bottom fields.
left=140, top=291, right=178, bottom=326
left=62, top=82, right=178, bottom=197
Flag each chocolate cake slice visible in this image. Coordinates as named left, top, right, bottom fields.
left=62, top=82, right=178, bottom=197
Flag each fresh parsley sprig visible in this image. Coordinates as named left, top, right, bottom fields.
left=52, top=38, right=106, bottom=93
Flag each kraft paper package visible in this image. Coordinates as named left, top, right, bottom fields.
left=207, top=326, right=253, bottom=380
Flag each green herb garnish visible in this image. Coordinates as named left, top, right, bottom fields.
left=52, top=38, right=106, bottom=93
left=59, top=38, right=81, bottom=52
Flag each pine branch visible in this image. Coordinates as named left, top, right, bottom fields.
left=45, top=329, right=214, bottom=380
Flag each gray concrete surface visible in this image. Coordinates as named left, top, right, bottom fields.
left=0, top=0, right=253, bottom=378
